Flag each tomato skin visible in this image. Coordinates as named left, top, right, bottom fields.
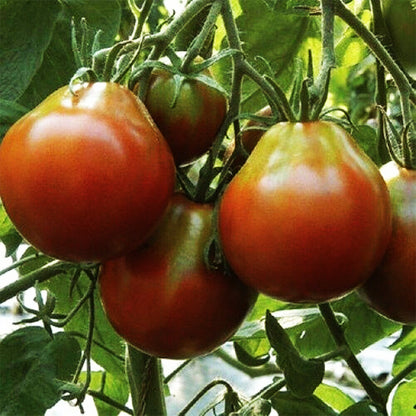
left=219, top=121, right=392, bottom=303
left=382, top=0, right=416, bottom=75
left=0, top=82, right=175, bottom=262
left=141, top=69, right=227, bottom=165
left=99, top=193, right=257, bottom=359
left=359, top=162, right=416, bottom=325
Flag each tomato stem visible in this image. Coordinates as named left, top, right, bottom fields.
left=126, top=346, right=167, bottom=416
left=319, top=302, right=388, bottom=414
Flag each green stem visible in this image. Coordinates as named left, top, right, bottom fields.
left=128, top=0, right=154, bottom=40
left=382, top=360, right=416, bottom=396
left=0, top=253, right=45, bottom=277
left=181, top=0, right=223, bottom=72
left=126, top=346, right=166, bottom=416
left=178, top=379, right=234, bottom=416
left=310, top=0, right=336, bottom=120
left=88, top=390, right=134, bottom=415
left=0, top=260, right=70, bottom=304
left=319, top=303, right=388, bottom=413
left=333, top=0, right=416, bottom=124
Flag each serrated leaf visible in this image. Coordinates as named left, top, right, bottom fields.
left=0, top=0, right=61, bottom=102
left=0, top=326, right=81, bottom=416
left=265, top=311, right=324, bottom=398
left=270, top=391, right=337, bottom=416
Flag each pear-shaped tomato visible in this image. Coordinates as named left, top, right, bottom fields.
left=0, top=82, right=175, bottom=262
left=359, top=162, right=416, bottom=324
left=99, top=193, right=257, bottom=359
left=219, top=121, right=392, bottom=303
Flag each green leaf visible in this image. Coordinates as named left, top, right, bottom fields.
left=0, top=326, right=81, bottom=416
left=391, top=381, right=416, bottom=416
left=392, top=339, right=416, bottom=380
left=350, top=125, right=382, bottom=165
left=314, top=383, right=354, bottom=413
left=80, top=371, right=129, bottom=416
left=233, top=341, right=270, bottom=367
left=18, top=0, right=122, bottom=109
left=0, top=99, right=28, bottom=140
left=339, top=400, right=385, bottom=416
left=0, top=0, right=62, bottom=102
left=270, top=391, right=337, bottom=416
left=0, top=203, right=22, bottom=257
left=265, top=311, right=325, bottom=398
left=40, top=272, right=126, bottom=377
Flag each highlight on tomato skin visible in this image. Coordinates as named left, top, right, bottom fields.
left=358, top=161, right=416, bottom=325
left=0, top=82, right=176, bottom=263
left=218, top=121, right=393, bottom=304
left=98, top=193, right=257, bottom=360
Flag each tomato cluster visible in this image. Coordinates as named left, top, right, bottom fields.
left=0, top=62, right=413, bottom=360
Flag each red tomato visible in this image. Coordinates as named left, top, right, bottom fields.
left=218, top=121, right=392, bottom=303
left=359, top=161, right=416, bottom=324
left=140, top=69, right=227, bottom=165
left=0, top=82, right=175, bottom=262
left=99, top=193, right=257, bottom=359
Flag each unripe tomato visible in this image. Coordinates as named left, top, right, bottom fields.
left=359, top=162, right=416, bottom=325
left=0, top=82, right=175, bottom=262
left=139, top=68, right=227, bottom=165
left=99, top=193, right=257, bottom=359
left=219, top=121, right=392, bottom=303
left=382, top=0, right=416, bottom=76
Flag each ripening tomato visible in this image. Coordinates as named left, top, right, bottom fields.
left=138, top=68, right=227, bottom=165
left=359, top=162, right=416, bottom=325
left=0, top=82, right=175, bottom=262
left=219, top=121, right=392, bottom=303
left=99, top=193, right=257, bottom=359
left=382, top=0, right=416, bottom=76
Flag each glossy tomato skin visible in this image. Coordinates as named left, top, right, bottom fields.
left=359, top=162, right=416, bottom=325
left=219, top=121, right=392, bottom=303
left=382, top=0, right=416, bottom=75
left=0, top=82, right=175, bottom=262
left=99, top=193, right=257, bottom=359
left=141, top=69, right=227, bottom=165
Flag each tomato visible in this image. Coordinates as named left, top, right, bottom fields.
left=218, top=121, right=392, bottom=303
left=99, top=193, right=257, bottom=359
left=139, top=68, right=227, bottom=165
left=359, top=162, right=416, bottom=325
left=382, top=0, right=416, bottom=76
left=0, top=82, right=175, bottom=262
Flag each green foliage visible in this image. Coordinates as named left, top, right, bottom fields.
left=0, top=326, right=81, bottom=416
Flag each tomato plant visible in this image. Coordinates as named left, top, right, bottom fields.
left=381, top=0, right=416, bottom=76
left=0, top=82, right=175, bottom=262
left=99, top=193, right=257, bottom=359
left=138, top=68, right=227, bottom=165
left=219, top=121, right=392, bottom=303
left=359, top=161, right=416, bottom=325
left=1, top=1, right=416, bottom=416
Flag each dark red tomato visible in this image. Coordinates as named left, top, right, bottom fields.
left=359, top=162, right=416, bottom=324
left=0, top=82, right=175, bottom=262
left=382, top=0, right=416, bottom=76
left=99, top=193, right=257, bottom=359
left=139, top=69, right=227, bottom=165
left=219, top=121, right=392, bottom=303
